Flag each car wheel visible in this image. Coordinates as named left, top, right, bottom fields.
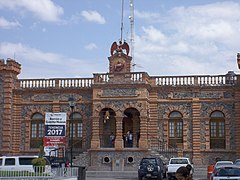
left=138, top=174, right=143, bottom=180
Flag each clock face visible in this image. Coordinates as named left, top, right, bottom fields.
left=113, top=58, right=125, bottom=72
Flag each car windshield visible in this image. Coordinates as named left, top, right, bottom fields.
left=216, top=167, right=240, bottom=176
left=141, top=159, right=156, bottom=164
left=216, top=162, right=233, bottom=167
left=170, top=159, right=188, bottom=164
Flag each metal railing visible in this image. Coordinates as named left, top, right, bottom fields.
left=0, top=167, right=79, bottom=179
left=148, top=135, right=178, bottom=160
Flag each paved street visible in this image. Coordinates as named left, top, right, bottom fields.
left=63, top=174, right=207, bottom=180
left=62, top=167, right=207, bottom=180
left=64, top=177, right=206, bottom=180
left=86, top=177, right=206, bottom=180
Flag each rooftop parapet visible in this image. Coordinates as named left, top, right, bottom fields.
left=18, top=72, right=237, bottom=89
left=0, top=58, right=21, bottom=75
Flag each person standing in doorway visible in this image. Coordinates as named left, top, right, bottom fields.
left=126, top=130, right=133, bottom=147
left=109, top=132, right=115, bottom=147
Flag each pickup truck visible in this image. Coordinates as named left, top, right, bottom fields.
left=167, top=157, right=194, bottom=180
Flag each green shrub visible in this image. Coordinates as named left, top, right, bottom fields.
left=32, top=157, right=46, bottom=166
left=32, top=146, right=46, bottom=173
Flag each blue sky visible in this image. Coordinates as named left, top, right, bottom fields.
left=0, top=0, right=239, bottom=79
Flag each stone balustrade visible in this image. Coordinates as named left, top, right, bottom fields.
left=19, top=78, right=93, bottom=88
left=19, top=73, right=237, bottom=89
left=152, top=75, right=234, bottom=86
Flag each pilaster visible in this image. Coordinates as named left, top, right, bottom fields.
left=192, top=98, right=201, bottom=165
left=90, top=116, right=100, bottom=148
left=115, top=116, right=123, bottom=149
left=12, top=94, right=22, bottom=153
left=148, top=90, right=159, bottom=147
left=139, top=116, right=148, bottom=148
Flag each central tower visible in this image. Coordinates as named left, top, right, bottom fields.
left=108, top=41, right=132, bottom=74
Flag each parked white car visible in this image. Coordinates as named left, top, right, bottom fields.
left=167, top=157, right=194, bottom=180
left=215, top=161, right=233, bottom=168
left=0, top=156, right=51, bottom=173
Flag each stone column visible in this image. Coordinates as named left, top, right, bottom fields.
left=115, top=116, right=123, bottom=149
left=90, top=116, right=100, bottom=149
left=139, top=115, right=148, bottom=148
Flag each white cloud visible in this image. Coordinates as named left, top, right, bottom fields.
left=0, top=42, right=62, bottom=64
left=142, top=26, right=167, bottom=43
left=0, top=42, right=104, bottom=78
left=85, top=43, right=97, bottom=50
left=81, top=10, right=106, bottom=24
left=135, top=10, right=163, bottom=23
left=0, top=0, right=63, bottom=22
left=134, top=2, right=240, bottom=76
left=0, top=17, right=21, bottom=29
left=168, top=2, right=240, bottom=45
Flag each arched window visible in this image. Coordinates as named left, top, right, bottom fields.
left=168, top=111, right=183, bottom=147
left=30, top=113, right=44, bottom=148
left=69, top=112, right=83, bottom=149
left=210, top=111, right=225, bottom=149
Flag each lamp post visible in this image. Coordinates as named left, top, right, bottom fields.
left=68, top=96, right=75, bottom=167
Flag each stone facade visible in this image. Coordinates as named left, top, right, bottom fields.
left=0, top=48, right=240, bottom=171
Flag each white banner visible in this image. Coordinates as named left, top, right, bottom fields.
left=44, top=112, right=67, bottom=146
left=45, top=112, right=66, bottom=125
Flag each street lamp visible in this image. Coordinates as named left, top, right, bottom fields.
left=68, top=95, right=76, bottom=167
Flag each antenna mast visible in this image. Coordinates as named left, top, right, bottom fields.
left=120, top=0, right=124, bottom=42
left=129, top=0, right=134, bottom=70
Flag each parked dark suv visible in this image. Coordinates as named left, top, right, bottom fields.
left=138, top=157, right=165, bottom=180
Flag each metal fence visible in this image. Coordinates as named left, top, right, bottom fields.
left=0, top=167, right=80, bottom=179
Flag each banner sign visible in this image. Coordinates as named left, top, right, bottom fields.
left=44, top=112, right=67, bottom=147
left=45, top=112, right=66, bottom=125
left=44, top=137, right=66, bottom=146
left=45, top=125, right=66, bottom=137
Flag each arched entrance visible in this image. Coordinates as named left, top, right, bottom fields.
left=99, top=108, right=116, bottom=148
left=123, top=108, right=140, bottom=148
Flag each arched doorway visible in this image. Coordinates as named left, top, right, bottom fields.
left=99, top=108, right=116, bottom=148
left=123, top=108, right=140, bottom=148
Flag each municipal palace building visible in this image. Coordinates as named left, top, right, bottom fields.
left=0, top=40, right=240, bottom=170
